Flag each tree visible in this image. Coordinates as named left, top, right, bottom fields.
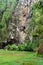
left=25, top=0, right=43, bottom=50
left=0, top=0, right=19, bottom=47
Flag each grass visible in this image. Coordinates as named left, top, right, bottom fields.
left=0, top=50, right=43, bottom=65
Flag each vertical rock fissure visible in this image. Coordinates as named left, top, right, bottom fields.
left=8, top=0, right=39, bottom=44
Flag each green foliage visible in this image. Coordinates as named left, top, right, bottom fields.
left=0, top=0, right=7, bottom=11
left=5, top=44, right=18, bottom=50
left=0, top=0, right=19, bottom=44
left=0, top=0, right=43, bottom=51
left=18, top=44, right=25, bottom=51
left=24, top=42, right=33, bottom=51
left=5, top=45, right=11, bottom=50
left=32, top=1, right=43, bottom=39
left=11, top=44, right=18, bottom=50
left=25, top=1, right=43, bottom=51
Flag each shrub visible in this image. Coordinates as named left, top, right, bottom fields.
left=18, top=44, right=25, bottom=51
left=5, top=45, right=11, bottom=50
left=25, top=42, right=33, bottom=51
left=5, top=44, right=18, bottom=51
left=11, top=44, right=18, bottom=50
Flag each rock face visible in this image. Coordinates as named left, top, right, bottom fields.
left=8, top=0, right=39, bottom=43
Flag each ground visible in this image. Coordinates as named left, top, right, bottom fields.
left=0, top=50, right=43, bottom=65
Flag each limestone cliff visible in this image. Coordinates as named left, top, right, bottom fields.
left=8, top=0, right=39, bottom=43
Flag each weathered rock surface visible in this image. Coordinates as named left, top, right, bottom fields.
left=8, top=0, right=39, bottom=43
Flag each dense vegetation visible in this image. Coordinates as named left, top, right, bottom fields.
left=32, top=0, right=43, bottom=44
left=0, top=0, right=43, bottom=53
left=0, top=0, right=19, bottom=47
left=0, top=0, right=43, bottom=65
left=26, top=0, right=43, bottom=51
